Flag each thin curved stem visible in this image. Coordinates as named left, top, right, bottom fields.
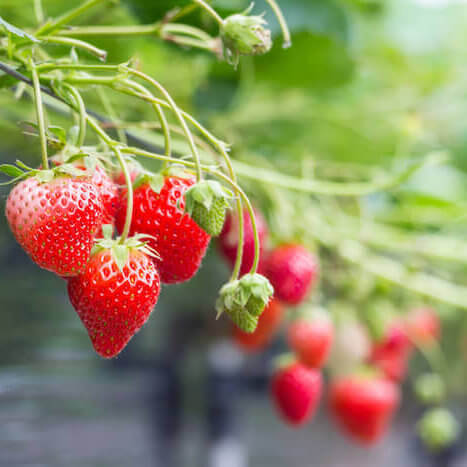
left=97, top=87, right=126, bottom=144
left=42, top=36, right=107, bottom=61
left=122, top=66, right=202, bottom=181
left=64, top=84, right=87, bottom=146
left=29, top=59, right=48, bottom=169
left=264, top=0, right=292, bottom=48
left=36, top=0, right=107, bottom=36
left=34, top=0, right=45, bottom=25
left=113, top=146, right=133, bottom=243
left=192, top=0, right=224, bottom=26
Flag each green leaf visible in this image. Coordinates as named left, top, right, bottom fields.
left=48, top=126, right=67, bottom=146
left=0, top=70, right=20, bottom=89
left=112, top=245, right=129, bottom=272
left=102, top=224, right=113, bottom=240
left=0, top=16, right=39, bottom=43
left=35, top=170, right=55, bottom=184
left=255, top=31, right=354, bottom=89
left=0, top=164, right=24, bottom=178
left=149, top=174, right=164, bottom=193
left=83, top=155, right=97, bottom=174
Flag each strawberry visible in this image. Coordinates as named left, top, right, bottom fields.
left=49, top=156, right=118, bottom=228
left=265, top=244, right=319, bottom=305
left=271, top=358, right=322, bottom=427
left=218, top=207, right=268, bottom=276
left=5, top=174, right=103, bottom=277
left=232, top=297, right=284, bottom=352
left=406, top=307, right=440, bottom=346
left=329, top=373, right=400, bottom=444
left=288, top=314, right=333, bottom=369
left=216, top=273, right=274, bottom=332
left=116, top=174, right=211, bottom=284
left=67, top=239, right=160, bottom=358
left=369, top=322, right=412, bottom=382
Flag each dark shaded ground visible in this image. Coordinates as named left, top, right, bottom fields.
left=1, top=357, right=466, bottom=467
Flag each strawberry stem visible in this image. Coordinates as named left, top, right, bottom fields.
left=29, top=59, right=49, bottom=170
left=122, top=67, right=202, bottom=182
left=192, top=0, right=224, bottom=27
left=64, top=84, right=87, bottom=146
left=264, top=0, right=292, bottom=48
left=113, top=146, right=133, bottom=243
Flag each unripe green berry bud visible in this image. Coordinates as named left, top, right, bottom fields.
left=221, top=13, right=272, bottom=65
left=418, top=408, right=460, bottom=452
left=216, top=273, right=274, bottom=333
left=184, top=180, right=231, bottom=236
left=414, top=373, right=446, bottom=406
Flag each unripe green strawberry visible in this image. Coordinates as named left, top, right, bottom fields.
left=414, top=373, right=446, bottom=406
left=184, top=180, right=231, bottom=236
left=221, top=7, right=272, bottom=66
left=418, top=408, right=460, bottom=452
left=216, top=273, right=274, bottom=333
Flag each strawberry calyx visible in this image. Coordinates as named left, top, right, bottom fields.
left=216, top=273, right=274, bottom=333
left=0, top=159, right=95, bottom=185
left=184, top=180, right=232, bottom=236
left=351, top=364, right=384, bottom=381
left=221, top=5, right=272, bottom=66
left=91, top=225, right=160, bottom=271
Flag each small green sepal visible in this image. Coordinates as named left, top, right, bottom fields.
left=185, top=180, right=232, bottom=236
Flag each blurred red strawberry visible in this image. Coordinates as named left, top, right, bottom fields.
left=271, top=359, right=322, bottom=427
left=330, top=372, right=400, bottom=444
left=369, top=322, right=412, bottom=382
left=288, top=314, right=333, bottom=369
left=265, top=244, right=319, bottom=305
left=232, top=298, right=284, bottom=352
left=406, top=307, right=440, bottom=346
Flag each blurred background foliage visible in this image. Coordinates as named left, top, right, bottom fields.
left=0, top=0, right=466, bottom=399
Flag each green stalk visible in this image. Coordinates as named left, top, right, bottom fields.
left=36, top=0, right=108, bottom=36
left=57, top=24, right=161, bottom=37
left=97, top=87, right=126, bottom=144
left=113, top=146, right=133, bottom=243
left=29, top=59, right=48, bottom=170
left=34, top=0, right=45, bottom=25
left=64, top=84, right=87, bottom=146
left=42, top=36, right=107, bottom=61
left=264, top=0, right=292, bottom=48
left=123, top=67, right=203, bottom=182
left=192, top=0, right=224, bottom=26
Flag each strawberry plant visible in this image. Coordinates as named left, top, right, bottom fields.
left=0, top=0, right=466, bottom=456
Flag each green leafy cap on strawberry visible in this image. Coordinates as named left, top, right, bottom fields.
left=417, top=408, right=460, bottom=452
left=184, top=180, right=232, bottom=236
left=0, top=159, right=95, bottom=185
left=221, top=5, right=272, bottom=66
left=216, top=273, right=274, bottom=333
left=91, top=226, right=160, bottom=271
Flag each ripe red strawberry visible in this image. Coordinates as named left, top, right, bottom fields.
left=330, top=373, right=400, bottom=444
left=232, top=298, right=284, bottom=352
left=67, top=245, right=160, bottom=358
left=271, top=359, right=322, bottom=427
left=265, top=244, right=319, bottom=305
left=218, top=208, right=268, bottom=276
left=116, top=174, right=210, bottom=284
left=6, top=175, right=103, bottom=277
left=406, top=307, right=440, bottom=346
left=288, top=315, right=334, bottom=369
left=369, top=323, right=412, bottom=382
left=49, top=158, right=118, bottom=228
